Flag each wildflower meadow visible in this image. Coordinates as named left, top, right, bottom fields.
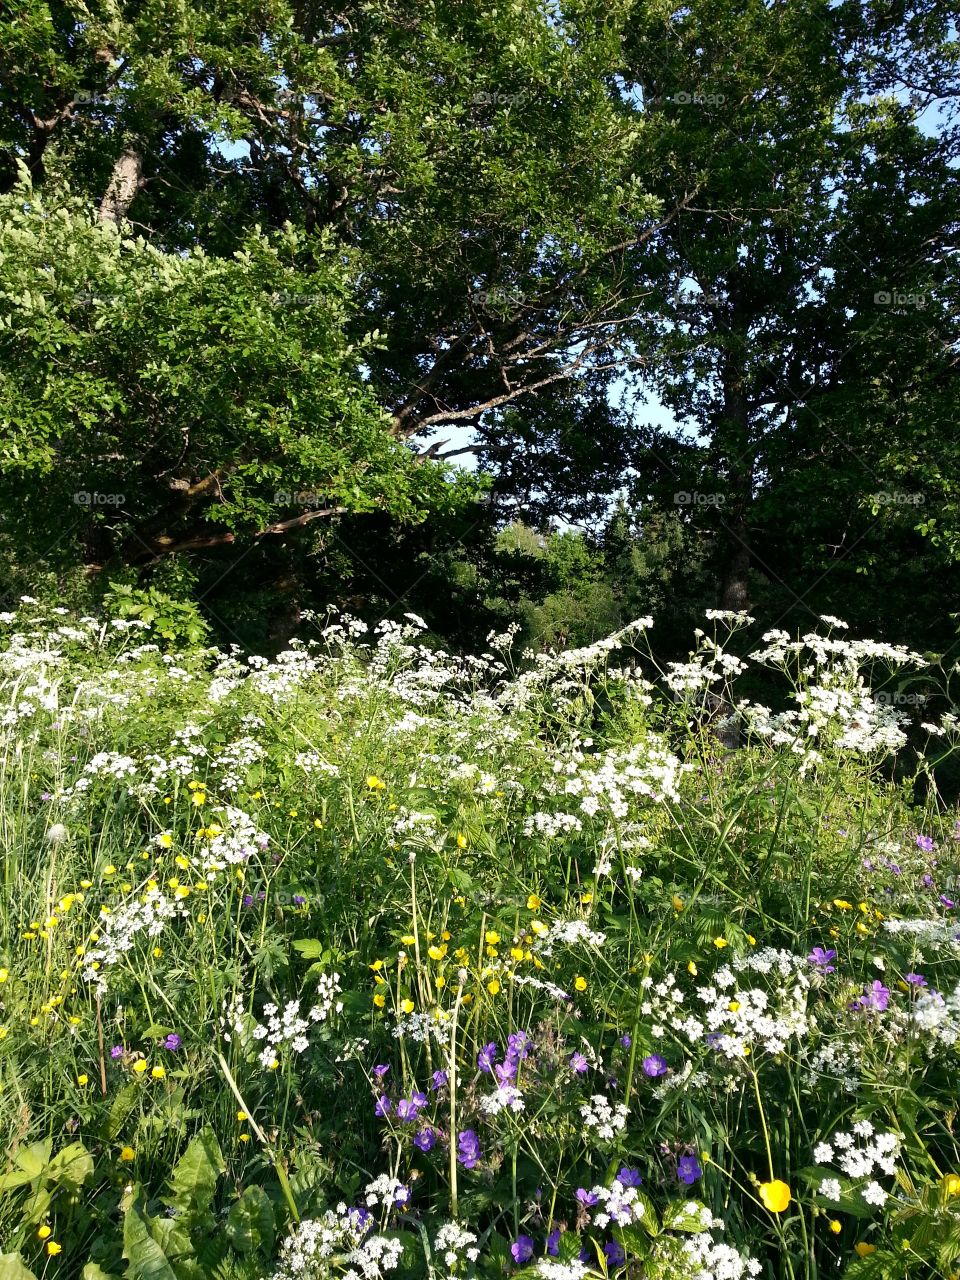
left=1, top=600, right=959, bottom=1280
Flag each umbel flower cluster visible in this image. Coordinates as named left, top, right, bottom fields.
left=0, top=600, right=959, bottom=1279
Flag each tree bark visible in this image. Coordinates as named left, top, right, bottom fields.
left=717, top=326, right=753, bottom=612
left=98, top=143, right=143, bottom=225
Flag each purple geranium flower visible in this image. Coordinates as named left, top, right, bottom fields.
left=677, top=1155, right=703, bottom=1184
left=430, top=1070, right=448, bottom=1090
left=941, top=895, right=956, bottom=908
left=905, top=973, right=928, bottom=987
left=604, top=1241, right=626, bottom=1268
left=569, top=1052, right=589, bottom=1074
left=413, top=1127, right=436, bottom=1152
left=374, top=1095, right=392, bottom=1117
left=616, top=1167, right=642, bottom=1187
left=546, top=1229, right=560, bottom=1257
left=511, top=1236, right=534, bottom=1265
left=642, top=1054, right=668, bottom=1077
left=853, top=980, right=890, bottom=1012
left=373, top=1064, right=390, bottom=1079
left=807, top=946, right=837, bottom=973
left=916, top=834, right=935, bottom=852
left=110, top=1045, right=123, bottom=1060
left=162, top=1033, right=182, bottom=1051
left=457, top=1129, right=481, bottom=1169
left=619, top=1033, right=632, bottom=1048
left=495, top=1061, right=517, bottom=1085
left=477, top=1042, right=498, bottom=1073
left=396, top=1099, right=419, bottom=1122
left=575, top=1188, right=599, bottom=1206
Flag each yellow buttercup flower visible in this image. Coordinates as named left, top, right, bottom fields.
left=37, top=1226, right=52, bottom=1240
left=828, top=1219, right=842, bottom=1234
left=527, top=894, right=542, bottom=911
left=46, top=1242, right=62, bottom=1256
left=574, top=976, right=588, bottom=992
left=758, top=1180, right=792, bottom=1213
left=133, top=1060, right=147, bottom=1074
left=365, top=775, right=386, bottom=791
left=671, top=895, right=684, bottom=912
left=944, top=1174, right=960, bottom=1197
left=151, top=1065, right=166, bottom=1080
left=713, top=937, right=728, bottom=949
left=833, top=899, right=853, bottom=911
left=687, top=961, right=698, bottom=976
left=487, top=979, right=501, bottom=995
left=373, top=993, right=386, bottom=1008
left=485, top=931, right=501, bottom=945
left=0, top=969, right=8, bottom=983
left=400, top=934, right=416, bottom=946
left=400, top=998, right=415, bottom=1014
left=120, top=1146, right=135, bottom=1161
left=854, top=1243, right=876, bottom=1258
left=77, top=1074, right=89, bottom=1086
left=456, top=833, right=468, bottom=849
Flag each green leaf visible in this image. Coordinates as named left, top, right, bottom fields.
left=122, top=1200, right=181, bottom=1280
left=225, top=1186, right=275, bottom=1256
left=0, top=1256, right=37, bottom=1280
left=164, top=1129, right=224, bottom=1227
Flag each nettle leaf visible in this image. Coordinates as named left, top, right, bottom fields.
left=661, top=1198, right=709, bottom=1233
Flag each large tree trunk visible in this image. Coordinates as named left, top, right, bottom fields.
left=716, top=332, right=753, bottom=613
left=98, top=143, right=143, bottom=225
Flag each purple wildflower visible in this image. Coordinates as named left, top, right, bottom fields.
left=905, top=973, right=928, bottom=987
left=604, top=1241, right=626, bottom=1268
left=162, top=1033, right=182, bottom=1051
left=853, top=980, right=890, bottom=1012
left=477, top=1042, right=498, bottom=1073
left=619, top=1033, right=632, bottom=1048
left=373, top=1064, right=390, bottom=1079
left=396, top=1099, right=419, bottom=1122
left=616, top=1167, right=642, bottom=1187
left=807, top=946, right=837, bottom=973
left=511, top=1236, right=535, bottom=1265
left=569, top=1052, right=589, bottom=1074
left=575, top=1188, right=599, bottom=1206
left=494, top=1061, right=517, bottom=1085
left=292, top=894, right=306, bottom=906
left=110, top=1045, right=123, bottom=1060
left=941, top=895, right=956, bottom=908
left=413, top=1128, right=436, bottom=1152
left=457, top=1129, right=481, bottom=1169
left=916, top=834, right=935, bottom=852
left=642, top=1054, right=668, bottom=1077
left=546, top=1230, right=560, bottom=1257
left=430, top=1070, right=448, bottom=1090
left=677, top=1155, right=703, bottom=1184
left=374, top=1095, right=392, bottom=1117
